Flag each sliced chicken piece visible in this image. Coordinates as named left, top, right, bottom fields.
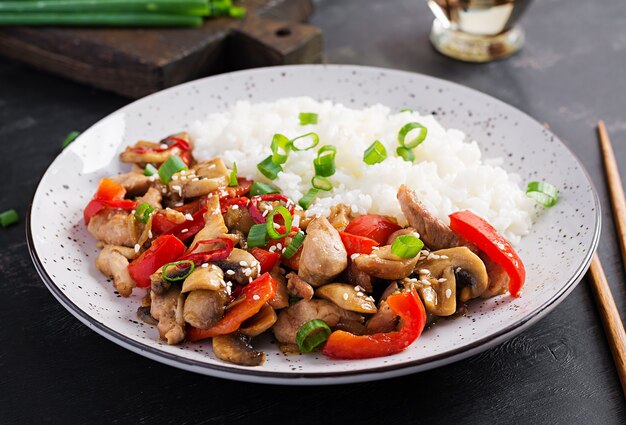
left=88, top=209, right=142, bottom=247
left=298, top=216, right=348, bottom=287
left=189, top=195, right=228, bottom=250
left=109, top=172, right=152, bottom=197
left=397, top=185, right=467, bottom=250
left=328, top=204, right=352, bottom=231
left=272, top=299, right=363, bottom=346
left=183, top=288, right=229, bottom=329
left=268, top=269, right=289, bottom=310
left=120, top=132, right=192, bottom=164
left=136, top=186, right=162, bottom=210
left=150, top=286, right=186, bottom=345
left=286, top=272, right=314, bottom=301
left=95, top=245, right=139, bottom=297
left=345, top=260, right=373, bottom=293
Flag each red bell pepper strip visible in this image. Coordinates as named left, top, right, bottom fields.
left=220, top=196, right=250, bottom=214
left=152, top=205, right=209, bottom=242
left=448, top=210, right=526, bottom=298
left=339, top=232, right=379, bottom=256
left=187, top=272, right=278, bottom=341
left=83, top=178, right=137, bottom=224
left=250, top=247, right=281, bottom=274
left=213, top=177, right=253, bottom=200
left=179, top=238, right=234, bottom=265
left=322, top=289, right=427, bottom=359
left=344, top=214, right=402, bottom=245
left=127, top=235, right=186, bottom=288
left=248, top=194, right=295, bottom=224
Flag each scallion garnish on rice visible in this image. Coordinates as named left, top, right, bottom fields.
left=299, top=112, right=319, bottom=126
left=396, top=146, right=415, bottom=162
left=250, top=181, right=281, bottom=196
left=314, top=145, right=337, bottom=177
left=229, top=162, right=238, bottom=186
left=526, top=181, right=559, bottom=207
left=291, top=132, right=320, bottom=151
left=271, top=134, right=292, bottom=164
left=363, top=140, right=387, bottom=165
left=398, top=122, right=427, bottom=149
left=298, top=188, right=319, bottom=209
left=257, top=155, right=283, bottom=180
left=311, top=175, right=333, bottom=191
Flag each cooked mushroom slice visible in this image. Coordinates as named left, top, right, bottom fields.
left=415, top=276, right=457, bottom=317
left=328, top=204, right=352, bottom=231
left=136, top=186, right=163, bottom=210
left=315, top=283, right=377, bottom=314
left=170, top=158, right=230, bottom=199
left=189, top=195, right=228, bottom=247
left=109, top=172, right=152, bottom=197
left=223, top=203, right=255, bottom=234
left=366, top=302, right=398, bottom=334
left=214, top=248, right=260, bottom=285
left=137, top=306, right=158, bottom=325
left=183, top=288, right=229, bottom=329
left=286, top=272, right=314, bottom=301
left=345, top=260, right=373, bottom=293
left=95, top=245, right=139, bottom=297
left=239, top=304, right=278, bottom=337
left=272, top=299, right=363, bottom=346
left=88, top=209, right=142, bottom=247
left=212, top=333, right=265, bottom=367
left=150, top=266, right=171, bottom=295
left=181, top=264, right=224, bottom=293
left=150, top=285, right=186, bottom=345
left=415, top=247, right=488, bottom=302
left=386, top=227, right=419, bottom=245
left=353, top=245, right=418, bottom=280
left=120, top=132, right=192, bottom=164
left=479, top=253, right=510, bottom=299
left=268, top=270, right=289, bottom=310
left=298, top=216, right=348, bottom=287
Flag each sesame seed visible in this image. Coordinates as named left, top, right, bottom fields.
left=262, top=210, right=270, bottom=217
left=350, top=253, right=360, bottom=260
left=269, top=246, right=277, bottom=253
left=239, top=261, right=248, bottom=267
left=201, top=263, right=208, bottom=268
left=276, top=243, right=282, bottom=250
left=174, top=202, right=184, bottom=207
left=438, top=278, right=447, bottom=283
left=134, top=244, right=140, bottom=253
left=419, top=269, right=430, bottom=275
left=354, top=285, right=364, bottom=291
left=342, top=293, right=349, bottom=300
left=184, top=213, right=193, bottom=221
left=252, top=294, right=260, bottom=301
left=181, top=229, right=189, bottom=233
left=248, top=277, right=253, bottom=283
left=232, top=205, right=239, bottom=210
left=226, top=269, right=235, bottom=275
left=226, top=286, right=232, bottom=295
left=148, top=230, right=153, bottom=238
left=356, top=291, right=364, bottom=297
left=250, top=260, right=259, bottom=267
left=160, top=143, right=168, bottom=149
left=440, top=255, right=449, bottom=259
left=172, top=175, right=179, bottom=181
left=445, top=289, right=452, bottom=298
left=244, top=269, right=252, bottom=277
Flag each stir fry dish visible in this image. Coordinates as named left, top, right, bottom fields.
left=85, top=131, right=526, bottom=366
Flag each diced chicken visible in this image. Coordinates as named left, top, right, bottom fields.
left=109, top=172, right=152, bottom=197
left=183, top=288, right=228, bottom=329
left=150, top=286, right=186, bottom=345
left=286, top=272, right=314, bottom=301
left=397, top=185, right=466, bottom=250
left=272, top=299, right=363, bottom=345
left=88, top=209, right=141, bottom=247
left=120, top=132, right=192, bottom=164
left=298, top=216, right=348, bottom=287
left=136, top=186, right=162, bottom=210
left=95, top=245, right=139, bottom=297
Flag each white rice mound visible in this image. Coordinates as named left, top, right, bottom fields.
left=190, top=97, right=535, bottom=245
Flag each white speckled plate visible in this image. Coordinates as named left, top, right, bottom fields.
left=28, top=65, right=600, bottom=385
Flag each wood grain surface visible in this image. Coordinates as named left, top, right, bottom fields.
left=0, top=0, right=322, bottom=98
left=1, top=0, right=626, bottom=423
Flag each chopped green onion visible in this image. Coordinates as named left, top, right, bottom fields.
left=398, top=122, right=428, bottom=149
left=363, top=140, right=387, bottom=165
left=228, top=6, right=246, bottom=18
left=162, top=260, right=195, bottom=282
left=526, top=181, right=559, bottom=207
left=400, top=109, right=414, bottom=113
left=266, top=206, right=293, bottom=240
left=270, top=134, right=292, bottom=164
left=298, top=188, right=319, bottom=209
left=314, top=145, right=337, bottom=177
left=311, top=175, right=333, bottom=191
left=250, top=181, right=281, bottom=196
left=61, top=131, right=80, bottom=149
left=296, top=319, right=332, bottom=353
left=396, top=146, right=415, bottom=162
left=158, top=155, right=188, bottom=184
left=229, top=162, right=238, bottom=187
left=391, top=235, right=424, bottom=258
left=283, top=231, right=305, bottom=259
left=257, top=155, right=282, bottom=180
left=247, top=223, right=269, bottom=248
left=144, top=164, right=158, bottom=176
left=134, top=202, right=153, bottom=224
left=291, top=132, right=320, bottom=151
left=299, top=112, right=319, bottom=125
left=0, top=209, right=19, bottom=228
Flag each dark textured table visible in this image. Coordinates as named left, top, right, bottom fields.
left=1, top=0, right=625, bottom=423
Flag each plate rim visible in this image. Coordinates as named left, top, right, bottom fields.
left=27, top=64, right=602, bottom=384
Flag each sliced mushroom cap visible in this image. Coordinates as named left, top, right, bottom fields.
left=415, top=247, right=488, bottom=302
left=109, top=172, right=152, bottom=197
left=170, top=158, right=230, bottom=199
left=353, top=245, right=419, bottom=280
left=315, top=283, right=377, bottom=314
left=268, top=270, right=289, bottom=310
left=345, top=260, right=373, bottom=293
left=181, top=264, right=225, bottom=293
left=136, top=306, right=158, bottom=326
left=416, top=275, right=457, bottom=317
left=183, top=288, right=229, bottom=329
left=120, top=132, right=192, bottom=165
left=224, top=204, right=255, bottom=234
left=286, top=272, right=314, bottom=301
left=239, top=304, right=278, bottom=337
left=150, top=266, right=171, bottom=295
left=214, top=248, right=260, bottom=285
left=212, top=333, right=265, bottom=367
left=386, top=227, right=419, bottom=245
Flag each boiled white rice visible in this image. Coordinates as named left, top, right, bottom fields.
left=190, top=97, right=535, bottom=244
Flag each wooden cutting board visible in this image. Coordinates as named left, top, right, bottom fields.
left=0, top=0, right=322, bottom=98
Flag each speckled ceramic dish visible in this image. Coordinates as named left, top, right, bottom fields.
left=28, top=65, right=600, bottom=385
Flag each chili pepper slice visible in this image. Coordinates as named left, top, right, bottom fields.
left=187, top=272, right=278, bottom=341
left=179, top=237, right=234, bottom=265
left=448, top=210, right=526, bottom=298
left=322, top=288, right=427, bottom=359
left=127, top=137, right=190, bottom=154
left=248, top=194, right=295, bottom=224
left=220, top=196, right=250, bottom=214
left=213, top=177, right=253, bottom=200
